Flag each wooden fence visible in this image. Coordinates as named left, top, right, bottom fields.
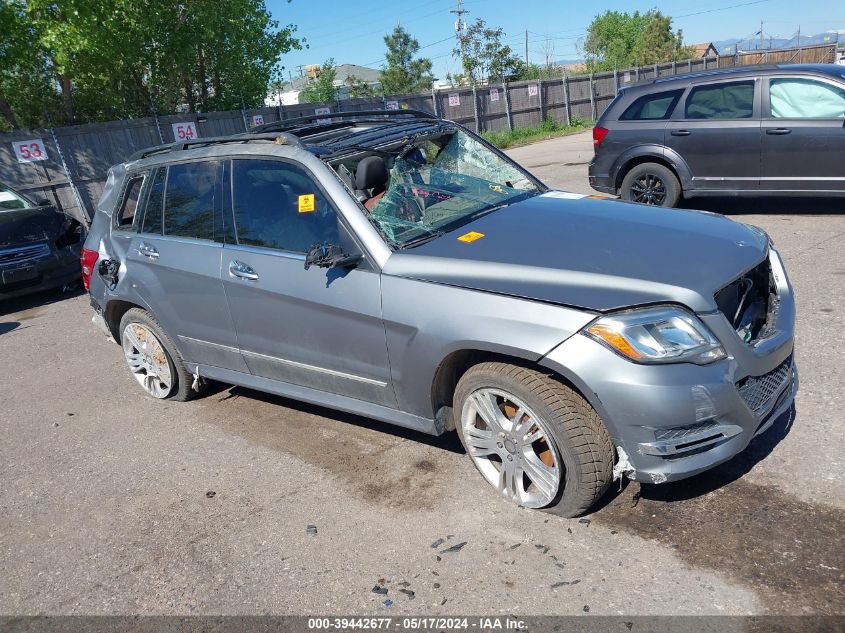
left=0, top=44, right=835, bottom=223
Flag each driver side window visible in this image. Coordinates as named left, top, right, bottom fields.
left=231, top=159, right=339, bottom=254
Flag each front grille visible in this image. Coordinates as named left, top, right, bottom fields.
left=0, top=242, right=51, bottom=267
left=654, top=420, right=721, bottom=442
left=737, top=356, right=793, bottom=418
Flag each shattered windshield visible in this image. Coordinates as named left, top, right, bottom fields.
left=351, top=129, right=540, bottom=247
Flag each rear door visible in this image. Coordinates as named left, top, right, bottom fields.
left=761, top=75, right=845, bottom=192
left=665, top=78, right=761, bottom=192
left=221, top=157, right=395, bottom=407
left=126, top=160, right=246, bottom=371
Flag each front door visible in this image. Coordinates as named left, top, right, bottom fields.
left=221, top=157, right=395, bottom=407
left=665, top=78, right=761, bottom=192
left=761, top=75, right=845, bottom=192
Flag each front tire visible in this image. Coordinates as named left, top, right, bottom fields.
left=620, top=162, right=681, bottom=208
left=454, top=362, right=614, bottom=517
left=119, top=308, right=196, bottom=401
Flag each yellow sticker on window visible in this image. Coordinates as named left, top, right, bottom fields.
left=298, top=194, right=315, bottom=213
left=457, top=231, right=485, bottom=243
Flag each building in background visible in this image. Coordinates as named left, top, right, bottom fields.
left=266, top=64, right=382, bottom=106
left=690, top=42, right=720, bottom=58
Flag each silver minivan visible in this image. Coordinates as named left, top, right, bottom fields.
left=83, top=111, right=797, bottom=516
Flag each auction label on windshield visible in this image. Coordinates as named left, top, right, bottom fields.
left=298, top=194, right=316, bottom=213
left=457, top=231, right=485, bottom=243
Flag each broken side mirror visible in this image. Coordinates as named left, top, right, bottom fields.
left=304, top=242, right=363, bottom=271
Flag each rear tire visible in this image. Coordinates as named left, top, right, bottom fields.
left=119, top=308, right=197, bottom=402
left=620, top=162, right=681, bottom=208
left=454, top=362, right=614, bottom=517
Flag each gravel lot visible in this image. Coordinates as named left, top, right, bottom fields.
left=1, top=131, right=843, bottom=617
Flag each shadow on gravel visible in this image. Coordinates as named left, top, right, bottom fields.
left=682, top=196, right=845, bottom=216
left=596, top=405, right=845, bottom=615
left=0, top=283, right=83, bottom=318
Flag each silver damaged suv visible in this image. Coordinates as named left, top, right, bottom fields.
left=83, top=110, right=797, bottom=517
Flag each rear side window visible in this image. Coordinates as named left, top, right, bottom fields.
left=685, top=81, right=755, bottom=119
left=163, top=161, right=222, bottom=241
left=0, top=186, right=31, bottom=211
left=769, top=78, right=845, bottom=118
left=116, top=175, right=145, bottom=228
left=620, top=90, right=683, bottom=120
left=140, top=168, right=165, bottom=235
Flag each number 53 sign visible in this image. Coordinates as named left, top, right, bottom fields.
left=171, top=122, right=199, bottom=141
left=13, top=139, right=48, bottom=163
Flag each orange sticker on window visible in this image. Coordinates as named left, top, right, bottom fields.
left=298, top=194, right=315, bottom=213
left=457, top=231, right=485, bottom=243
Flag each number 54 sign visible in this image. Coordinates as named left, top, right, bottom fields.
left=171, top=122, right=199, bottom=141
left=13, top=139, right=48, bottom=163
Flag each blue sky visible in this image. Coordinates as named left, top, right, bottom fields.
left=267, top=0, right=843, bottom=80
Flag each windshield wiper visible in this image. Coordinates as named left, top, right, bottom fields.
left=399, top=230, right=445, bottom=249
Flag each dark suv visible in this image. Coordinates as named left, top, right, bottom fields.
left=589, top=64, right=845, bottom=207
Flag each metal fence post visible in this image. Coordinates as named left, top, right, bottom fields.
left=588, top=73, right=596, bottom=121
left=471, top=85, right=480, bottom=133
left=654, top=63, right=658, bottom=78
left=239, top=96, right=249, bottom=131
left=537, top=80, right=545, bottom=123
left=46, top=118, right=90, bottom=224
left=502, top=82, right=513, bottom=130
left=688, top=58, right=692, bottom=72
left=431, top=86, right=440, bottom=117
left=562, top=70, right=572, bottom=126
left=613, top=69, right=619, bottom=95
left=672, top=60, right=677, bottom=76
left=635, top=66, right=640, bottom=82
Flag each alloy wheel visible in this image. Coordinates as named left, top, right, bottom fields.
left=461, top=388, right=561, bottom=508
left=630, top=173, right=667, bottom=205
left=121, top=322, right=174, bottom=398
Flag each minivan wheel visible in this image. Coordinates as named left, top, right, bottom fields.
left=620, top=162, right=681, bottom=207
left=454, top=362, right=614, bottom=517
left=119, top=308, right=196, bottom=401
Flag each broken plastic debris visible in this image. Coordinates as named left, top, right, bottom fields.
left=430, top=538, right=445, bottom=548
left=583, top=605, right=590, bottom=613
left=440, top=541, right=467, bottom=553
left=372, top=585, right=388, bottom=595
left=578, top=518, right=591, bottom=526
left=205, top=491, right=216, bottom=498
left=613, top=446, right=636, bottom=481
left=306, top=524, right=318, bottom=536
left=440, top=597, right=447, bottom=605
left=551, top=579, right=581, bottom=588
left=399, top=589, right=415, bottom=600
left=383, top=599, right=393, bottom=607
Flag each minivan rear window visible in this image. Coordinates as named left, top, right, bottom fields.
left=685, top=81, right=754, bottom=119
left=620, top=90, right=683, bottom=120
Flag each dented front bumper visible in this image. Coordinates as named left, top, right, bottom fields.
left=541, top=332, right=797, bottom=485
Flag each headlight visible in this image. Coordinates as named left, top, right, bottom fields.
left=583, top=306, right=726, bottom=365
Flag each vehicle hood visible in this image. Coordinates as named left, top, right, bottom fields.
left=0, top=207, right=62, bottom=249
left=381, top=193, right=769, bottom=313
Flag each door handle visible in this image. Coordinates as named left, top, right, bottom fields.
left=670, top=129, right=691, bottom=136
left=137, top=242, right=159, bottom=259
left=228, top=260, right=259, bottom=281
left=766, top=128, right=792, bottom=135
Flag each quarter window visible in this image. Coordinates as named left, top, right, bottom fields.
left=141, top=168, right=165, bottom=235
left=231, top=159, right=339, bottom=253
left=685, top=81, right=755, bottom=119
left=116, top=175, right=145, bottom=228
left=163, top=161, right=222, bottom=241
left=769, top=78, right=845, bottom=118
left=620, top=90, right=683, bottom=120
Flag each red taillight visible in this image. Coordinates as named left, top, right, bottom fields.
left=80, top=248, right=99, bottom=291
left=593, top=126, right=609, bottom=149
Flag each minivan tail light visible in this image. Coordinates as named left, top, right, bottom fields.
left=80, top=248, right=99, bottom=291
left=592, top=126, right=609, bottom=148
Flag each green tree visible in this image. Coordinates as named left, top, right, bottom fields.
left=583, top=10, right=692, bottom=71
left=454, top=19, right=523, bottom=85
left=299, top=59, right=338, bottom=103
left=345, top=75, right=375, bottom=99
left=0, top=0, right=302, bottom=128
left=379, top=25, right=433, bottom=95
